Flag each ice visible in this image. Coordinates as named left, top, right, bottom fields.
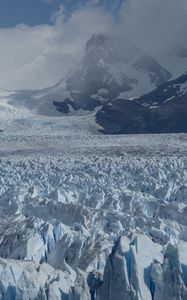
left=0, top=258, right=72, bottom=300
left=0, top=134, right=186, bottom=299
left=0, top=97, right=187, bottom=299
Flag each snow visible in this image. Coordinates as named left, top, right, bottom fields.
left=163, top=95, right=175, bottom=103
left=0, top=94, right=187, bottom=299
left=119, top=63, right=156, bottom=98
left=176, top=81, right=187, bottom=96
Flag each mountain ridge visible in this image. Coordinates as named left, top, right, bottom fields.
left=96, top=71, right=187, bottom=134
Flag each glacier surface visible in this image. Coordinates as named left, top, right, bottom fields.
left=0, top=112, right=187, bottom=300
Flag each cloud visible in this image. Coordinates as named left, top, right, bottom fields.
left=0, top=6, right=112, bottom=90
left=0, top=0, right=186, bottom=90
left=119, top=0, right=187, bottom=56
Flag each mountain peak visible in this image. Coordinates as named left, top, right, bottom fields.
left=85, top=34, right=109, bottom=52
left=8, top=34, right=172, bottom=116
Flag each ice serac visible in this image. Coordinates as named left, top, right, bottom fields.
left=151, top=244, right=187, bottom=300
left=0, top=136, right=187, bottom=299
left=97, top=236, right=187, bottom=300
left=97, top=236, right=131, bottom=300
left=0, top=258, right=72, bottom=300
left=97, top=234, right=162, bottom=300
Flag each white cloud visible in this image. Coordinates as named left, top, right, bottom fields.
left=119, top=0, right=187, bottom=56
left=0, top=6, right=112, bottom=90
left=0, top=0, right=186, bottom=90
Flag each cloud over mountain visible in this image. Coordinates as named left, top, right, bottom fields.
left=0, top=0, right=186, bottom=90
left=0, top=6, right=112, bottom=90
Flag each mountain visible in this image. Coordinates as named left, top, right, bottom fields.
left=8, top=34, right=171, bottom=116
left=61, top=34, right=171, bottom=110
left=3, top=34, right=186, bottom=136
left=96, top=72, right=187, bottom=134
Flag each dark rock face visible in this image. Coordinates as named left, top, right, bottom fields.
left=96, top=99, right=148, bottom=134
left=53, top=99, right=78, bottom=113
left=138, top=72, right=187, bottom=105
left=96, top=72, right=187, bottom=134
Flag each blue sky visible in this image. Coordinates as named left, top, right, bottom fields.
left=0, top=0, right=124, bottom=28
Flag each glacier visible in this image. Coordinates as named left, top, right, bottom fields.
left=0, top=117, right=187, bottom=299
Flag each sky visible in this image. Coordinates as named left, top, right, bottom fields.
left=0, top=0, right=123, bottom=27
left=0, top=0, right=186, bottom=90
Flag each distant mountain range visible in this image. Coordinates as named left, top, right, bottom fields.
left=7, top=34, right=187, bottom=134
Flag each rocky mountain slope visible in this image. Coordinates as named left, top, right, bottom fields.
left=96, top=72, right=187, bottom=134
